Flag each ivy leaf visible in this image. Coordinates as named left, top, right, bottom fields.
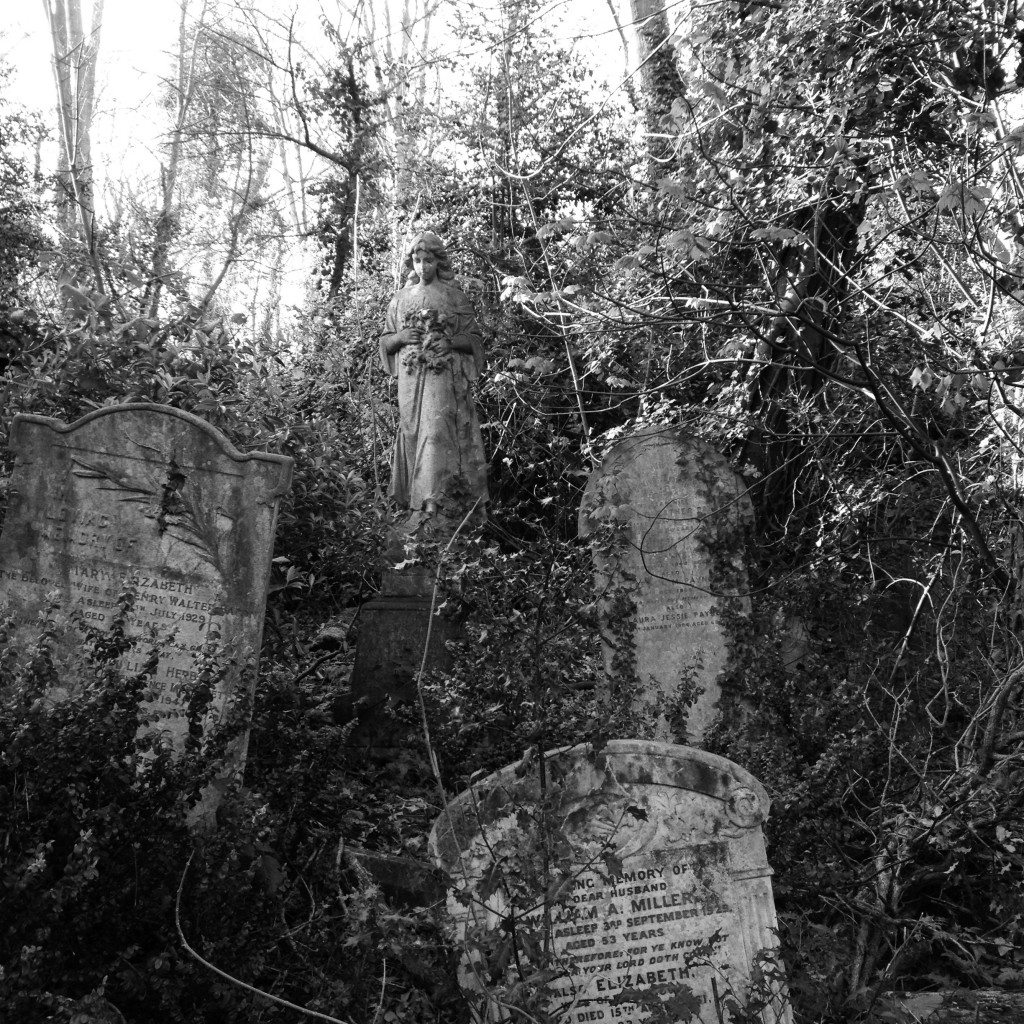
left=910, top=366, right=934, bottom=390
left=700, top=79, right=728, bottom=106
left=1000, top=126, right=1024, bottom=154
left=908, top=169, right=935, bottom=195
left=989, top=234, right=1012, bottom=264
left=664, top=230, right=695, bottom=249
left=656, top=177, right=689, bottom=198
left=478, top=861, right=505, bottom=902
left=603, top=851, right=623, bottom=877
left=664, top=230, right=713, bottom=260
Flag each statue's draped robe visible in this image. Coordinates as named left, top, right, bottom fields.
left=380, top=281, right=489, bottom=511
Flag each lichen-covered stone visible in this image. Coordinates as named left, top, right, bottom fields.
left=431, top=740, right=791, bottom=1024
left=0, top=404, right=292, bottom=754
left=580, top=428, right=753, bottom=743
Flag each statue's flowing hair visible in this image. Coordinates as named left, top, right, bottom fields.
left=403, top=230, right=456, bottom=285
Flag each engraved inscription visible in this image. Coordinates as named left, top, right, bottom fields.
left=542, top=849, right=735, bottom=1021
left=0, top=557, right=224, bottom=719
left=635, top=594, right=719, bottom=634
left=432, top=742, right=792, bottom=1024
left=0, top=406, right=292, bottom=754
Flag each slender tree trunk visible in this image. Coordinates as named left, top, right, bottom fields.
left=327, top=180, right=355, bottom=297
left=146, top=0, right=204, bottom=318
left=603, top=0, right=640, bottom=110
left=625, top=0, right=685, bottom=168
left=356, top=0, right=440, bottom=264
left=742, top=191, right=866, bottom=531
left=44, top=0, right=105, bottom=292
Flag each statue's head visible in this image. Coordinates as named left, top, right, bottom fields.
left=403, top=230, right=456, bottom=284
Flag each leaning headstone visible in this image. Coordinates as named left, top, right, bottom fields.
left=430, top=740, right=791, bottom=1024
left=0, top=404, right=292, bottom=753
left=579, top=427, right=752, bottom=743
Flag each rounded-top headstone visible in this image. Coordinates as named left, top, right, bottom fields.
left=579, top=427, right=753, bottom=743
left=430, top=740, right=791, bottom=1024
left=0, top=404, right=292, bottom=754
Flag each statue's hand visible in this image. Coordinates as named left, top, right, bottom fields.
left=397, top=326, right=422, bottom=346
left=422, top=330, right=451, bottom=354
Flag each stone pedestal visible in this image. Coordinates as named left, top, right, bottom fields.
left=341, top=594, right=458, bottom=748
left=342, top=506, right=480, bottom=753
left=342, top=520, right=460, bottom=752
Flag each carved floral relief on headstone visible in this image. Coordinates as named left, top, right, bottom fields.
left=0, top=404, right=292, bottom=752
left=430, top=740, right=791, bottom=1024
left=579, top=427, right=753, bottom=743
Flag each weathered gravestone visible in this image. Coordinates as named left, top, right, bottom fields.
left=430, top=740, right=791, bottom=1024
left=0, top=404, right=292, bottom=752
left=579, top=427, right=753, bottom=743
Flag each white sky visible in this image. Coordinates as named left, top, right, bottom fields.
left=2, top=1, right=630, bottom=128
left=1, top=0, right=635, bottom=228
left=4, top=1, right=174, bottom=122
left=0, top=0, right=635, bottom=326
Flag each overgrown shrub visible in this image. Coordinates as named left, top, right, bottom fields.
left=0, top=598, right=462, bottom=1023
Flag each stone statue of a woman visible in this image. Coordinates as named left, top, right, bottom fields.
left=380, top=231, right=489, bottom=517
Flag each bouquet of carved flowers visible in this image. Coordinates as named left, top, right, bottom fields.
left=402, top=309, right=455, bottom=373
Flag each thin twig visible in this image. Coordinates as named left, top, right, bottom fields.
left=292, top=648, right=346, bottom=687
left=372, top=958, right=387, bottom=1024
left=412, top=498, right=498, bottom=994
left=415, top=497, right=482, bottom=800
left=175, top=851, right=356, bottom=1024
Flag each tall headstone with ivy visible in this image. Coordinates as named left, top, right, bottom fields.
left=0, top=404, right=292, bottom=754
left=430, top=740, right=792, bottom=1024
left=579, top=427, right=752, bottom=743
